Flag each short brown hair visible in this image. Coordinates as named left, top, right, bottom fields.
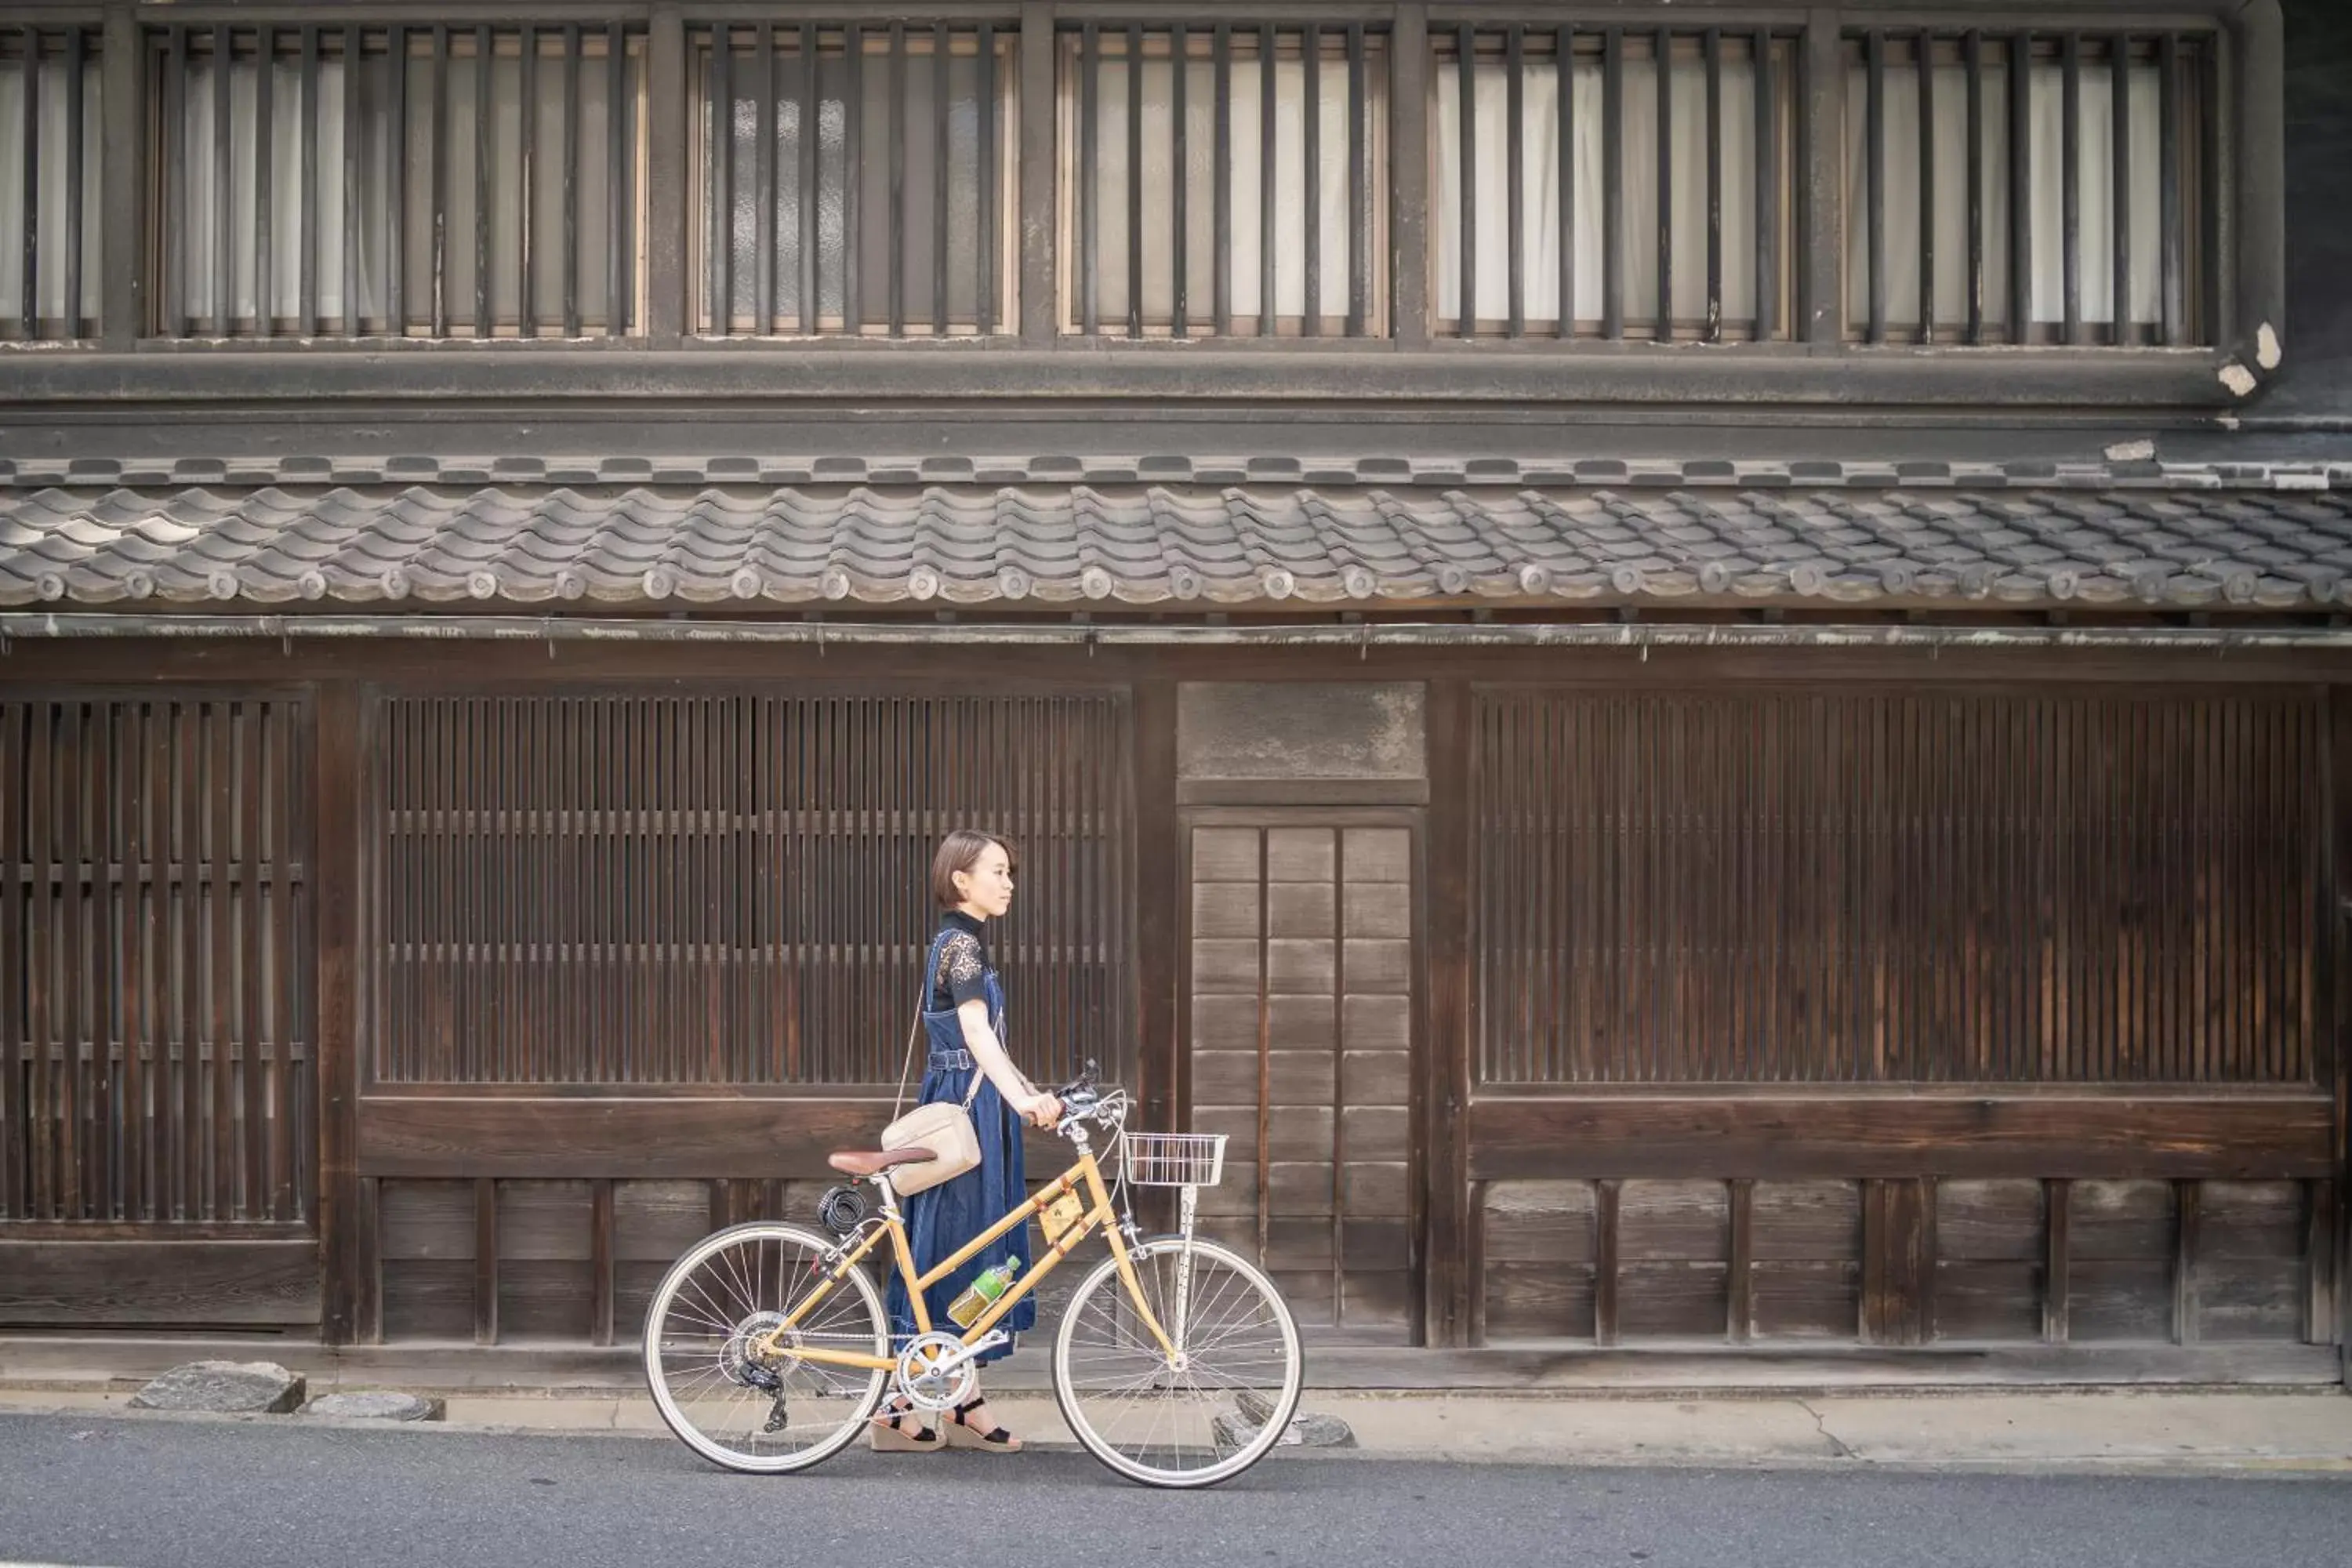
left=931, top=829, right=1011, bottom=909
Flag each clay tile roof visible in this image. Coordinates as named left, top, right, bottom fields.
left=0, top=482, right=2344, bottom=614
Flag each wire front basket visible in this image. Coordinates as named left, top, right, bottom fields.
left=1121, top=1131, right=1227, bottom=1189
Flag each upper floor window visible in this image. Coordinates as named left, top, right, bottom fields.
left=1433, top=24, right=1798, bottom=342
left=693, top=21, right=1015, bottom=338
left=1842, top=27, right=2212, bottom=346
left=2, top=24, right=102, bottom=342
left=1060, top=23, right=1389, bottom=339
left=151, top=21, right=644, bottom=339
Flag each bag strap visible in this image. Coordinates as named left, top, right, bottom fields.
left=892, top=929, right=992, bottom=1120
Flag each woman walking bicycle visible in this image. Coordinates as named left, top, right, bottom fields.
left=869, top=829, right=1061, bottom=1453
left=639, top=829, right=1304, bottom=1487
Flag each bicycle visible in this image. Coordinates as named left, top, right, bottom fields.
left=641, top=1062, right=1305, bottom=1488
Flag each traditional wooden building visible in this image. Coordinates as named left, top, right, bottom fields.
left=1, top=0, right=2346, bottom=1386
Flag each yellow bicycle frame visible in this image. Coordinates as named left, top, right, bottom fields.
left=753, top=1144, right=1178, bottom=1371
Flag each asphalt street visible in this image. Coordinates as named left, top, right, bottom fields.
left=3, top=1414, right=2349, bottom=1568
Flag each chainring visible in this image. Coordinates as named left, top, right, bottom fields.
left=893, top=1330, right=978, bottom=1412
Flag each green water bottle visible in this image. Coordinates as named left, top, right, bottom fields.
left=947, top=1259, right=1022, bottom=1329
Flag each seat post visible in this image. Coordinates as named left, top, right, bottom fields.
left=871, top=1172, right=903, bottom=1220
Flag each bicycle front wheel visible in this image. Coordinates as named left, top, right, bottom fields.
left=1052, top=1234, right=1304, bottom=1488
left=641, top=1221, right=888, bottom=1473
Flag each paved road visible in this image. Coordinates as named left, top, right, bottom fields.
left=2, top=1414, right=2348, bottom=1568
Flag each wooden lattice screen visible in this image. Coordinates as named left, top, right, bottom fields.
left=1472, top=688, right=2324, bottom=1085
left=1, top=697, right=313, bottom=1225
left=373, top=693, right=1133, bottom=1085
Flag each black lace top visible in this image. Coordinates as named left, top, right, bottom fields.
left=927, top=909, right=992, bottom=1012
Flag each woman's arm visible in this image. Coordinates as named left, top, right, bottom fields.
left=957, top=999, right=1059, bottom=1126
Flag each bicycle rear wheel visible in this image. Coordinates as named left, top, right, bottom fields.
left=641, top=1221, right=887, bottom=1473
left=1051, top=1235, right=1304, bottom=1488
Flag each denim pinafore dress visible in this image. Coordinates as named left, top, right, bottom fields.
left=884, top=924, right=1034, bottom=1364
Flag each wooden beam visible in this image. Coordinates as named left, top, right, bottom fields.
left=1018, top=2, right=1055, bottom=343
left=358, top=1096, right=887, bottom=1178
left=474, top=1177, right=499, bottom=1345
left=0, top=1240, right=319, bottom=1327
left=644, top=5, right=687, bottom=340
left=1594, top=1178, right=1621, bottom=1347
left=1468, top=1096, right=2339, bottom=1181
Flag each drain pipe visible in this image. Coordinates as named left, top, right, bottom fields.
left=2, top=612, right=2348, bottom=653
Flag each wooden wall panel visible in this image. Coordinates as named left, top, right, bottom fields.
left=1471, top=688, right=2323, bottom=1087
left=1, top=696, right=314, bottom=1298
left=373, top=693, right=1131, bottom=1087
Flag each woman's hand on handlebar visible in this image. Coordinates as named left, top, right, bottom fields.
left=1021, top=1092, right=1065, bottom=1130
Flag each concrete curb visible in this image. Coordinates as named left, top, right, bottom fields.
left=7, top=1388, right=2351, bottom=1478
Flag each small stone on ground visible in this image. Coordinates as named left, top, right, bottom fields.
left=300, top=1392, right=445, bottom=1422
left=1214, top=1407, right=1356, bottom=1450
left=127, top=1362, right=306, bottom=1415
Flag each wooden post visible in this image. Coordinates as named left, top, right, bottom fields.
left=1018, top=2, right=1057, bottom=343
left=1728, top=1178, right=1755, bottom=1343
left=2332, top=688, right=2350, bottom=1385
left=314, top=684, right=365, bottom=1345
left=1390, top=4, right=1429, bottom=348
left=1133, top=681, right=1178, bottom=1135
left=1800, top=10, right=1844, bottom=346
left=2043, top=1178, right=2072, bottom=1344
left=644, top=5, right=687, bottom=341
left=100, top=2, right=142, bottom=347
left=1421, top=679, right=1472, bottom=1346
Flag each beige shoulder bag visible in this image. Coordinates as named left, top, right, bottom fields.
left=877, top=952, right=985, bottom=1196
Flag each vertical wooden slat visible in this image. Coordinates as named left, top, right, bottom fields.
left=165, top=27, right=188, bottom=336
left=517, top=26, right=536, bottom=335
left=2111, top=34, right=2131, bottom=342
left=1454, top=24, right=1475, bottom=339
left=427, top=24, right=450, bottom=337
left=270, top=703, right=297, bottom=1220
left=2061, top=31, right=2082, bottom=343
left=933, top=24, right=952, bottom=336
left=887, top=21, right=906, bottom=336
left=2158, top=33, right=2183, bottom=345
left=17, top=25, right=41, bottom=336
left=1212, top=22, right=1232, bottom=336
left=1602, top=27, right=1623, bottom=339
left=209, top=25, right=234, bottom=334
left=1917, top=31, right=1936, bottom=342
left=797, top=22, right=818, bottom=336
left=1560, top=27, right=1578, bottom=338
left=605, top=20, right=627, bottom=336
left=561, top=24, right=579, bottom=336
left=1504, top=26, right=1525, bottom=337
left=1864, top=31, right=1886, bottom=343
left=1258, top=23, right=1276, bottom=336
left=1078, top=22, right=1098, bottom=336
left=1347, top=23, right=1366, bottom=336
left=250, top=25, right=274, bottom=337
left=1301, top=24, right=1321, bottom=336
left=846, top=24, right=866, bottom=335
left=472, top=25, right=492, bottom=335
left=1704, top=27, right=1723, bottom=340
left=208, top=706, right=236, bottom=1220
left=1654, top=27, right=1673, bottom=342
left=709, top=24, right=731, bottom=335
left=62, top=26, right=85, bottom=339
left=2008, top=32, right=2031, bottom=340
left=342, top=26, right=362, bottom=335
left=1126, top=24, right=1144, bottom=340
left=978, top=22, right=996, bottom=335
left=1965, top=31, right=1985, bottom=342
